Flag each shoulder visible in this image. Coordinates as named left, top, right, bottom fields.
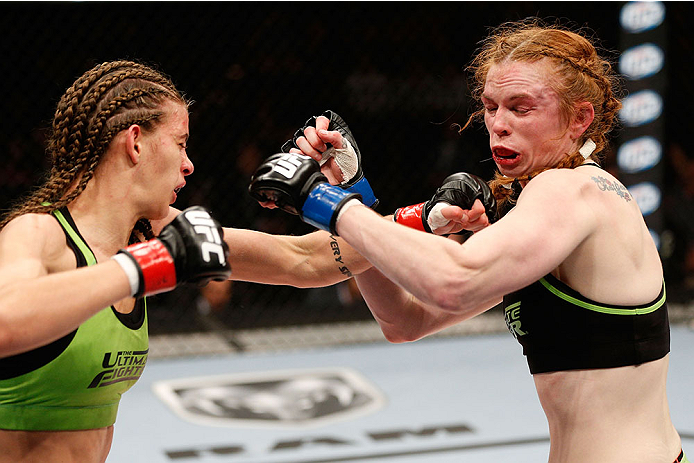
left=0, top=213, right=70, bottom=270
left=1, top=213, right=65, bottom=243
left=514, top=168, right=599, bottom=219
left=522, top=167, right=598, bottom=198
left=518, top=167, right=623, bottom=216
left=497, top=168, right=602, bottom=257
left=529, top=166, right=630, bottom=197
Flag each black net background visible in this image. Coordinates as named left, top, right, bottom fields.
left=2, top=2, right=693, bottom=335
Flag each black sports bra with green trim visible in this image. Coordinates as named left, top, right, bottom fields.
left=502, top=273, right=669, bottom=374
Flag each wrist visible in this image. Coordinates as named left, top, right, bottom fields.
left=302, top=183, right=362, bottom=234
left=393, top=202, right=430, bottom=232
left=115, top=240, right=176, bottom=297
left=343, top=177, right=378, bottom=208
left=426, top=202, right=452, bottom=231
left=335, top=198, right=363, bottom=225
left=112, top=253, right=141, bottom=297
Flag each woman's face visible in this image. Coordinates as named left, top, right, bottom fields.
left=482, top=59, right=578, bottom=178
left=139, top=101, right=194, bottom=218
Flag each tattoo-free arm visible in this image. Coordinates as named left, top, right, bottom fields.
left=0, top=215, right=132, bottom=357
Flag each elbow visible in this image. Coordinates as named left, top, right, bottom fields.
left=423, top=270, right=476, bottom=314
left=381, top=326, right=423, bottom=344
left=377, top=313, right=429, bottom=344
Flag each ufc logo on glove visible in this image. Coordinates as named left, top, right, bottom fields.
left=272, top=153, right=312, bottom=179
left=184, top=210, right=227, bottom=265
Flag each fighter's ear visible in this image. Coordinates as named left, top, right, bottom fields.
left=570, top=101, right=595, bottom=139
left=125, top=124, right=143, bottom=165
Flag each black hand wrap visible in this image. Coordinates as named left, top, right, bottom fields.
left=425, top=173, right=498, bottom=225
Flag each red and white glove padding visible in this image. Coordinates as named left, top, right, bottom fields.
left=112, top=207, right=231, bottom=298
left=394, top=173, right=498, bottom=235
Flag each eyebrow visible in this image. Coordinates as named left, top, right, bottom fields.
left=482, top=93, right=534, bottom=102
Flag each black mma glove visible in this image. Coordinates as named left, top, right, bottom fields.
left=394, top=172, right=498, bottom=232
left=281, top=110, right=378, bottom=208
left=112, top=206, right=231, bottom=297
left=248, top=152, right=362, bottom=234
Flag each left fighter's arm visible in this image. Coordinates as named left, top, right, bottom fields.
left=222, top=227, right=371, bottom=287
left=153, top=208, right=371, bottom=287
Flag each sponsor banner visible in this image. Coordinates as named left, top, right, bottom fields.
left=627, top=181, right=662, bottom=216
left=620, top=1, right=666, bottom=33
left=619, top=89, right=663, bottom=127
left=618, top=1, right=666, bottom=245
left=619, top=43, right=664, bottom=80
left=617, top=136, right=662, bottom=173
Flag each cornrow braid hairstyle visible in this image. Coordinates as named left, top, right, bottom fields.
left=458, top=18, right=623, bottom=217
left=0, top=60, right=189, bottom=241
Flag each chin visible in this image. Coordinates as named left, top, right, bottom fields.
left=498, top=165, right=530, bottom=178
left=496, top=166, right=516, bottom=178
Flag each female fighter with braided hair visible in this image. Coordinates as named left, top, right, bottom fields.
left=251, top=19, right=688, bottom=463
left=0, top=60, right=232, bottom=462
left=0, top=61, right=376, bottom=462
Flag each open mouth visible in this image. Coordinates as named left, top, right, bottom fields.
left=171, top=185, right=184, bottom=204
left=493, top=147, right=519, bottom=160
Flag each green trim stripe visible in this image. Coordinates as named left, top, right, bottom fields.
left=539, top=277, right=665, bottom=315
left=52, top=210, right=97, bottom=266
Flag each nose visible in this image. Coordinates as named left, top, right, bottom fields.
left=490, top=108, right=512, bottom=137
left=182, top=153, right=194, bottom=176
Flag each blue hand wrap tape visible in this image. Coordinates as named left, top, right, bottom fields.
left=302, top=183, right=355, bottom=232
left=345, top=177, right=378, bottom=208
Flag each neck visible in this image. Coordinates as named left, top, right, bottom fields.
left=67, top=175, right=142, bottom=256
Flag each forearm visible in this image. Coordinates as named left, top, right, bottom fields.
left=355, top=268, right=417, bottom=340
left=337, top=205, right=486, bottom=313
left=224, top=227, right=372, bottom=288
left=0, top=261, right=132, bottom=357
left=355, top=266, right=494, bottom=342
